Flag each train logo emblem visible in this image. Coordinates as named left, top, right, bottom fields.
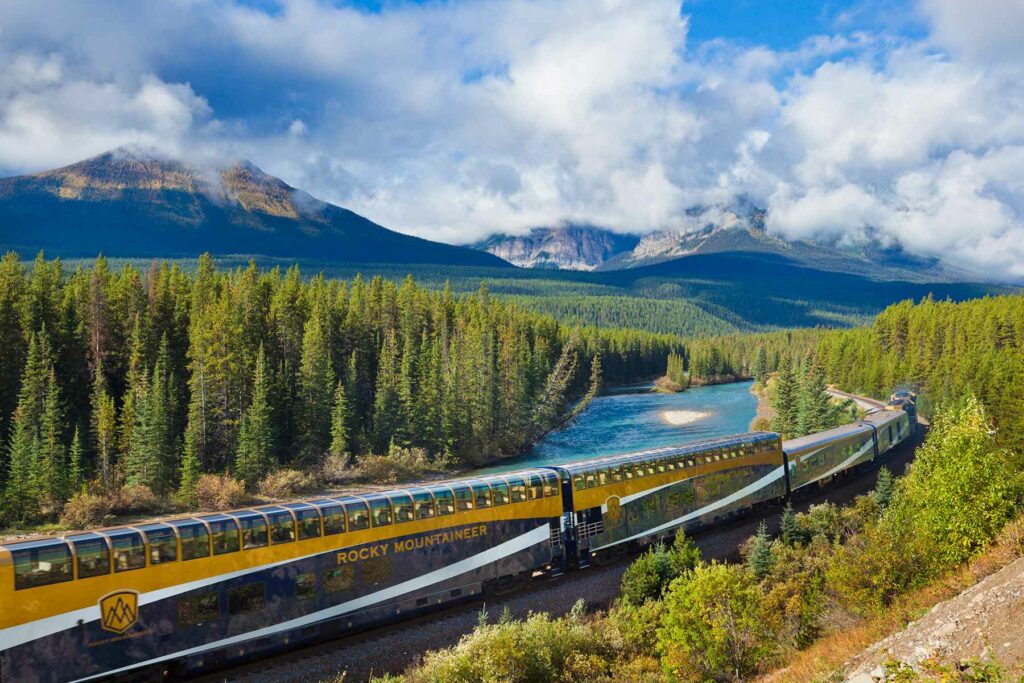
left=605, top=496, right=621, bottom=523
left=99, top=590, right=139, bottom=634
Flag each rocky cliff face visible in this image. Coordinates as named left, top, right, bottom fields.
left=474, top=225, right=639, bottom=270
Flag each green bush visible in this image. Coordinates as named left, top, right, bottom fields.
left=620, top=531, right=700, bottom=607
left=658, top=562, right=780, bottom=682
left=403, top=609, right=617, bottom=683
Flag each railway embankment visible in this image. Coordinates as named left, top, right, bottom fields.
left=844, top=551, right=1024, bottom=681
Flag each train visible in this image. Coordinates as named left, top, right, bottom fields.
left=0, top=402, right=913, bottom=683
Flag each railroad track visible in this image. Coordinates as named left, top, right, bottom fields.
left=197, top=411, right=925, bottom=683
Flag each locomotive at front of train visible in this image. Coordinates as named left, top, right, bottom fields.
left=0, top=469, right=564, bottom=683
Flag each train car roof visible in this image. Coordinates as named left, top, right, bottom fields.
left=551, top=431, right=778, bottom=475
left=782, top=421, right=873, bottom=452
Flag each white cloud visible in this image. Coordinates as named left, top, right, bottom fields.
left=0, top=0, right=1022, bottom=280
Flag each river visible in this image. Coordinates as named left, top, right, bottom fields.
left=476, top=380, right=758, bottom=474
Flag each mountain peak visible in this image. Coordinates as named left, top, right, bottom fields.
left=0, top=149, right=507, bottom=267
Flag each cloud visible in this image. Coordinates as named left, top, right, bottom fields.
left=0, top=0, right=1022, bottom=280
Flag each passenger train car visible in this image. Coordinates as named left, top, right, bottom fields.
left=0, top=403, right=913, bottom=682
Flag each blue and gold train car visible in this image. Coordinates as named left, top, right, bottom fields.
left=0, top=468, right=562, bottom=682
left=554, top=433, right=786, bottom=564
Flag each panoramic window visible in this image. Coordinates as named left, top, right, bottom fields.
left=111, top=531, right=146, bottom=572
left=453, top=485, right=474, bottom=512
left=13, top=543, right=73, bottom=590
left=432, top=489, right=455, bottom=515
left=489, top=482, right=510, bottom=506
left=321, top=505, right=345, bottom=535
left=391, top=494, right=415, bottom=523
left=239, top=515, right=269, bottom=549
left=143, top=527, right=178, bottom=564
left=176, top=521, right=210, bottom=561
left=267, top=512, right=296, bottom=544
left=295, top=509, right=322, bottom=539
left=72, top=537, right=110, bottom=579
left=370, top=498, right=393, bottom=526
left=345, top=501, right=370, bottom=531
left=472, top=483, right=492, bottom=509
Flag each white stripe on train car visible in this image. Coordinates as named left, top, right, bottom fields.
left=798, top=439, right=874, bottom=487
left=591, top=466, right=787, bottom=551
left=67, top=523, right=552, bottom=682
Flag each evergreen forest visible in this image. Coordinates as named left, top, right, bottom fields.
left=0, top=252, right=681, bottom=525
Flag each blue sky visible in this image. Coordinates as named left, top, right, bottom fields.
left=0, top=0, right=1022, bottom=279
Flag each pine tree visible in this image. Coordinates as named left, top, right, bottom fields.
left=236, top=345, right=274, bottom=487
left=128, top=337, right=175, bottom=493
left=797, top=355, right=831, bottom=437
left=753, top=345, right=768, bottom=387
left=67, top=426, right=84, bottom=494
left=748, top=520, right=773, bottom=580
left=297, top=302, right=334, bottom=460
left=5, top=406, right=39, bottom=520
left=329, top=380, right=350, bottom=459
left=177, top=429, right=202, bottom=506
left=874, top=466, right=894, bottom=509
left=780, top=502, right=802, bottom=546
left=39, top=368, right=66, bottom=507
left=772, top=355, right=799, bottom=438
left=371, top=331, right=401, bottom=454
left=89, top=355, right=118, bottom=491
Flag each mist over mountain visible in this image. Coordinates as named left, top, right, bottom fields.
left=0, top=150, right=508, bottom=267
left=476, top=198, right=983, bottom=284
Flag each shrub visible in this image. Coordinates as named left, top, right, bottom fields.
left=355, top=446, right=433, bottom=484
left=403, top=609, right=617, bottom=683
left=59, top=492, right=113, bottom=529
left=609, top=598, right=664, bottom=657
left=113, top=485, right=162, bottom=515
left=194, top=474, right=248, bottom=510
left=258, top=469, right=314, bottom=499
left=620, top=531, right=701, bottom=607
left=321, top=454, right=354, bottom=484
left=658, top=562, right=780, bottom=683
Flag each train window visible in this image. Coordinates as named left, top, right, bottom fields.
left=664, top=459, right=675, bottom=471
left=508, top=477, right=527, bottom=502
left=392, top=495, right=415, bottom=523
left=296, top=573, right=317, bottom=600
left=609, top=465, right=622, bottom=483
left=321, top=506, right=345, bottom=535
left=656, top=461, right=666, bottom=473
left=370, top=498, right=393, bottom=526
left=471, top=483, right=491, bottom=509
left=584, top=472, right=597, bottom=488
left=174, top=521, right=211, bottom=560
left=228, top=583, right=266, bottom=615
left=363, top=557, right=391, bottom=586
left=208, top=519, right=241, bottom=555
left=268, top=512, right=296, bottom=544
left=489, top=482, right=509, bottom=506
left=12, top=542, right=73, bottom=590
left=542, top=472, right=559, bottom=497
left=413, top=491, right=437, bottom=518
left=623, top=464, right=634, bottom=480
left=323, top=566, right=355, bottom=593
left=645, top=461, right=657, bottom=476
left=345, top=502, right=370, bottom=531
left=72, top=537, right=110, bottom=579
left=239, top=515, right=269, bottom=549
left=296, top=510, right=322, bottom=539
left=453, top=485, right=474, bottom=512
left=432, top=489, right=455, bottom=516
left=111, top=531, right=147, bottom=572
left=528, top=475, right=543, bottom=499
left=143, top=527, right=178, bottom=564
left=573, top=474, right=585, bottom=491
left=178, top=592, right=220, bottom=626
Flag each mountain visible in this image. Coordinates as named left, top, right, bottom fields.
left=0, top=150, right=508, bottom=267
left=473, top=225, right=639, bottom=270
left=475, top=197, right=979, bottom=283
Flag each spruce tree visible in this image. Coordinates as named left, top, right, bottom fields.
left=748, top=521, right=773, bottom=580
left=298, top=303, right=334, bottom=460
left=5, top=406, right=39, bottom=520
left=177, top=428, right=202, bottom=506
left=329, top=380, right=350, bottom=459
left=780, top=502, right=802, bottom=546
left=371, top=331, right=401, bottom=454
left=772, top=355, right=799, bottom=438
left=797, top=355, right=831, bottom=437
left=753, top=346, right=768, bottom=387
left=874, top=466, right=894, bottom=509
left=90, top=355, right=118, bottom=490
left=39, top=368, right=66, bottom=507
left=236, top=345, right=274, bottom=487
left=68, top=425, right=84, bottom=495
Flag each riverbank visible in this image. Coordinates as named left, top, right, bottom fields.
left=750, top=379, right=775, bottom=431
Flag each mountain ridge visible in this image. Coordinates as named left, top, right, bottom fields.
left=0, top=150, right=508, bottom=267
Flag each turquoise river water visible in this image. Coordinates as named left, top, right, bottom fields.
left=476, top=380, right=758, bottom=474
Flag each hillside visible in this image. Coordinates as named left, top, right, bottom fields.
left=0, top=150, right=508, bottom=267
